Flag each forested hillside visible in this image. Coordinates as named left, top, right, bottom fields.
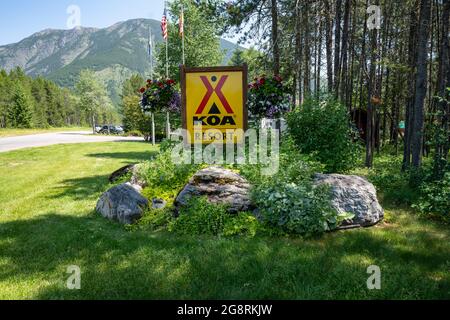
left=0, top=19, right=240, bottom=104
left=0, top=67, right=118, bottom=128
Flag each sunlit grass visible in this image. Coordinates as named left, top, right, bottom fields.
left=0, top=142, right=449, bottom=299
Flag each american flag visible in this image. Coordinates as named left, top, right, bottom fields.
left=161, top=8, right=168, bottom=40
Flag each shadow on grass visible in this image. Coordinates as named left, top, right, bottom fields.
left=86, top=149, right=158, bottom=163
left=48, top=175, right=111, bottom=200
left=0, top=213, right=448, bottom=300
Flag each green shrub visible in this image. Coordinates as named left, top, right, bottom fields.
left=136, top=149, right=200, bottom=202
left=367, top=156, right=420, bottom=205
left=238, top=138, right=324, bottom=186
left=223, top=212, right=260, bottom=237
left=238, top=139, right=347, bottom=237
left=169, top=197, right=228, bottom=236
left=129, top=208, right=173, bottom=232
left=168, top=197, right=259, bottom=237
left=286, top=98, right=361, bottom=173
left=413, top=172, right=450, bottom=220
left=125, top=130, right=143, bottom=137
left=254, top=182, right=351, bottom=237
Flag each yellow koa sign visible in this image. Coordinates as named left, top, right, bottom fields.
left=181, top=66, right=248, bottom=144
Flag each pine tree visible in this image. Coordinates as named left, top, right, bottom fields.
left=9, top=83, right=32, bottom=128
left=229, top=48, right=245, bottom=66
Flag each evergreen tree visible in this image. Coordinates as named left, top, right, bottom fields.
left=0, top=69, right=10, bottom=128
left=229, top=47, right=245, bottom=66
left=9, top=82, right=32, bottom=128
left=229, top=46, right=269, bottom=80
left=31, top=78, right=49, bottom=128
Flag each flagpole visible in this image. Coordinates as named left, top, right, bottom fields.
left=163, top=1, right=171, bottom=139
left=165, top=1, right=169, bottom=79
left=181, top=4, right=185, bottom=65
left=149, top=27, right=154, bottom=80
left=164, top=1, right=171, bottom=139
left=147, top=26, right=155, bottom=146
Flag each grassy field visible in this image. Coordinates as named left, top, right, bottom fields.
left=0, top=127, right=91, bottom=138
left=0, top=142, right=449, bottom=299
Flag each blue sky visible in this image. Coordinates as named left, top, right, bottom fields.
left=0, top=0, right=167, bottom=45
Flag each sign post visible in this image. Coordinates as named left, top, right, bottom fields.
left=181, top=65, right=248, bottom=144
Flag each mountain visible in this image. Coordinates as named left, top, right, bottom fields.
left=0, top=18, right=241, bottom=104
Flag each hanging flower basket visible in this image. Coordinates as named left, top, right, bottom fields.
left=247, top=75, right=291, bottom=121
left=140, top=79, right=181, bottom=114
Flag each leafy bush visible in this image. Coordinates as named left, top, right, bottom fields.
left=168, top=197, right=259, bottom=237
left=367, top=156, right=420, bottom=205
left=222, top=213, right=260, bottom=237
left=413, top=172, right=450, bottom=220
left=254, top=182, right=351, bottom=237
left=367, top=154, right=448, bottom=221
left=238, top=138, right=324, bottom=187
left=238, top=138, right=347, bottom=237
left=129, top=208, right=173, bottom=232
left=125, top=130, right=143, bottom=137
left=286, top=98, right=360, bottom=173
left=136, top=149, right=200, bottom=202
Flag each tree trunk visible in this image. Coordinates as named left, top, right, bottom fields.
left=334, top=0, right=342, bottom=96
left=339, top=0, right=351, bottom=103
left=403, top=1, right=419, bottom=171
left=433, top=0, right=450, bottom=177
left=411, top=0, right=432, bottom=168
left=295, top=0, right=303, bottom=104
left=324, top=0, right=334, bottom=91
left=366, top=26, right=378, bottom=168
left=92, top=114, right=96, bottom=135
left=303, top=3, right=311, bottom=97
left=271, top=0, right=280, bottom=76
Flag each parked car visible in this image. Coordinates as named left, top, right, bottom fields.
left=98, top=125, right=124, bottom=135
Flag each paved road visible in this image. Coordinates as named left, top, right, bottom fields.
left=0, top=131, right=144, bottom=153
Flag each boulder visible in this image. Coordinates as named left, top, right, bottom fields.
left=109, top=164, right=136, bottom=183
left=314, top=174, right=384, bottom=228
left=130, top=165, right=148, bottom=189
left=96, top=183, right=149, bottom=224
left=152, top=198, right=167, bottom=210
left=108, top=164, right=148, bottom=188
left=175, top=166, right=253, bottom=214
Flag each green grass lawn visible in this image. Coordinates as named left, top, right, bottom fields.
left=0, top=127, right=91, bottom=138
left=0, top=142, right=449, bottom=299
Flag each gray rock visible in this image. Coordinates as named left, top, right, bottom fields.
left=314, top=174, right=384, bottom=228
left=109, top=164, right=136, bottom=183
left=130, top=164, right=148, bottom=189
left=108, top=164, right=148, bottom=189
left=96, top=183, right=149, bottom=224
left=152, top=198, right=167, bottom=210
left=175, top=166, right=253, bottom=214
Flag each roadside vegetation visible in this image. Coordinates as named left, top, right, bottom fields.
left=1, top=133, right=448, bottom=300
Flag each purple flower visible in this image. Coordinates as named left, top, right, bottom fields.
left=167, top=92, right=181, bottom=113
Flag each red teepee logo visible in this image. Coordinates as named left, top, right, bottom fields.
left=195, top=76, right=234, bottom=115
